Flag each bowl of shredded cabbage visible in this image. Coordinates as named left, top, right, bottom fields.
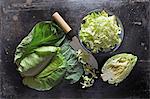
left=79, top=10, right=124, bottom=53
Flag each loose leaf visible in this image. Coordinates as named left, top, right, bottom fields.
left=61, top=42, right=83, bottom=84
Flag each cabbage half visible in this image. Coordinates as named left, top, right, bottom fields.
left=79, top=10, right=122, bottom=53
left=101, top=53, right=137, bottom=85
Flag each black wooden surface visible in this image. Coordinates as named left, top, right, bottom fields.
left=0, top=0, right=150, bottom=99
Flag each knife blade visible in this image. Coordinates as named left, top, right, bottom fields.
left=70, top=36, right=98, bottom=69
left=52, top=12, right=98, bottom=69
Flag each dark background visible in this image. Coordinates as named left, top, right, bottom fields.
left=0, top=0, right=150, bottom=99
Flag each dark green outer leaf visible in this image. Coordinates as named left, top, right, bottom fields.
left=61, top=42, right=83, bottom=84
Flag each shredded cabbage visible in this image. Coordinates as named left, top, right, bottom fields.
left=79, top=10, right=122, bottom=53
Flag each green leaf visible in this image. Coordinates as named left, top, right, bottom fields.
left=23, top=68, right=65, bottom=91
left=37, top=54, right=67, bottom=78
left=65, top=62, right=83, bottom=84
left=101, top=53, right=138, bottom=85
left=61, top=42, right=83, bottom=84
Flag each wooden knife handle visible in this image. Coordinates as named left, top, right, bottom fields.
left=52, top=12, right=72, bottom=33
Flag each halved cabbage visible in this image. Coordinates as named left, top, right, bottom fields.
left=101, top=53, right=137, bottom=85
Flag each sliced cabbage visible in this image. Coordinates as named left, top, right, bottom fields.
left=79, top=10, right=122, bottom=53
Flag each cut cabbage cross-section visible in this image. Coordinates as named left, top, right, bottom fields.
left=101, top=53, right=138, bottom=86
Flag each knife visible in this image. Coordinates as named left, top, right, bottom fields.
left=52, top=12, right=98, bottom=69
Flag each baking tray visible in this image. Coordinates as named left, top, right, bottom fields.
left=0, top=0, right=150, bottom=99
